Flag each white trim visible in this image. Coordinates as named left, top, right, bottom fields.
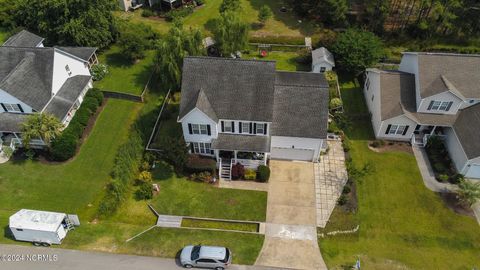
left=177, top=107, right=216, bottom=124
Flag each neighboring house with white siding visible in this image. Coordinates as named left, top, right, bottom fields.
left=178, top=57, right=329, bottom=180
left=0, top=30, right=97, bottom=151
left=364, top=52, right=480, bottom=179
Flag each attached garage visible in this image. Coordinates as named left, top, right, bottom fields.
left=270, top=147, right=315, bottom=161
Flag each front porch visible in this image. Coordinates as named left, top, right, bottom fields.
left=411, top=125, right=447, bottom=147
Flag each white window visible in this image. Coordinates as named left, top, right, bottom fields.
left=192, top=142, right=212, bottom=155
left=429, top=101, right=451, bottom=111
left=439, top=102, right=449, bottom=111
left=388, top=125, right=407, bottom=135
left=242, top=122, right=250, bottom=133
left=3, top=103, right=22, bottom=112
left=199, top=125, right=208, bottom=135
left=224, top=121, right=232, bottom=132
left=192, top=124, right=208, bottom=135
left=192, top=124, right=200, bottom=134
left=256, top=123, right=265, bottom=134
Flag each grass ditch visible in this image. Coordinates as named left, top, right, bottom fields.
left=181, top=218, right=259, bottom=233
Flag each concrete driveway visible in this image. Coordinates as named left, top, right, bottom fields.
left=255, top=160, right=327, bottom=270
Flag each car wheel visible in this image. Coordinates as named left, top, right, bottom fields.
left=215, top=267, right=225, bottom=270
left=183, top=264, right=193, bottom=269
left=41, top=242, right=51, bottom=247
left=32, top=242, right=41, bottom=247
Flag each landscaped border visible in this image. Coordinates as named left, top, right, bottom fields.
left=145, top=89, right=172, bottom=151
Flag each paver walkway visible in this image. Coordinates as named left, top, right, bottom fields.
left=255, top=160, right=327, bottom=270
left=314, top=140, right=348, bottom=227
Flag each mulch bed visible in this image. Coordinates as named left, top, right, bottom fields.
left=439, top=192, right=475, bottom=217
left=368, top=141, right=413, bottom=154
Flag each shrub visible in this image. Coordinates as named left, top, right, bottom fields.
left=91, top=64, right=108, bottom=81
left=75, top=108, right=91, bottom=127
left=190, top=171, right=213, bottom=183
left=86, top=88, right=104, bottom=106
left=244, top=168, right=256, bottom=180
left=64, top=121, right=84, bottom=139
left=330, top=98, right=343, bottom=109
left=338, top=194, right=348, bottom=205
left=157, top=137, right=189, bottom=174
left=433, top=162, right=447, bottom=173
left=185, top=155, right=216, bottom=173
left=231, top=163, right=245, bottom=180
left=342, top=136, right=351, bottom=152
left=195, top=0, right=204, bottom=5
left=165, top=6, right=194, bottom=21
left=258, top=5, right=273, bottom=24
left=437, top=174, right=449, bottom=182
left=141, top=9, right=155, bottom=17
left=2, top=146, right=13, bottom=158
left=82, top=97, right=99, bottom=114
left=137, top=170, right=153, bottom=184
left=257, top=165, right=270, bottom=182
left=451, top=173, right=464, bottom=184
left=51, top=133, right=77, bottom=161
left=342, top=185, right=351, bottom=194
left=135, top=182, right=153, bottom=200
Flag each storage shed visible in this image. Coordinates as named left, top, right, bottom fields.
left=9, top=209, right=77, bottom=246
left=311, top=47, right=335, bottom=73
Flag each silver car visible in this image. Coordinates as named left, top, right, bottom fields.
left=180, top=245, right=232, bottom=269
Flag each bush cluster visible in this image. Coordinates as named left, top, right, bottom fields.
left=231, top=163, right=245, bottom=180
left=244, top=168, right=256, bottom=180
left=190, top=171, right=213, bottom=183
left=185, top=154, right=216, bottom=174
left=51, top=89, right=103, bottom=161
left=257, top=165, right=270, bottom=182
left=91, top=64, right=109, bottom=81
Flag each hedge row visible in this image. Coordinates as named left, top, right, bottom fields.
left=51, top=88, right=103, bottom=161
left=97, top=129, right=144, bottom=216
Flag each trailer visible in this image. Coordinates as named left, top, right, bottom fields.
left=9, top=209, right=79, bottom=246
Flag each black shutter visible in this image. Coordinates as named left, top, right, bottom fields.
left=221, top=121, right=225, bottom=132
left=253, top=123, right=257, bottom=134
left=190, top=143, right=194, bottom=153
left=427, top=101, right=434, bottom=110
left=385, top=124, right=392, bottom=135
left=17, top=104, right=24, bottom=113
left=249, top=123, right=253, bottom=134
left=0, top=103, right=6, bottom=112
left=188, top=124, right=193, bottom=134
left=239, top=122, right=242, bottom=133
left=207, top=125, right=211, bottom=136
left=263, top=123, right=267, bottom=135
left=402, top=126, right=409, bottom=135
left=446, top=101, right=453, bottom=111
left=231, top=121, right=235, bottom=133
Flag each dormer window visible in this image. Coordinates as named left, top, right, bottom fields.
left=223, top=121, right=233, bottom=132
left=1, top=103, right=23, bottom=113
left=427, top=100, right=453, bottom=111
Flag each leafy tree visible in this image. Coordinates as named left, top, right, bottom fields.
left=258, top=5, right=273, bottom=25
left=157, top=136, right=189, bottom=174
left=154, top=19, right=203, bottom=90
left=117, top=22, right=157, bottom=62
left=212, top=11, right=249, bottom=56
left=219, top=0, right=240, bottom=13
left=13, top=0, right=117, bottom=48
left=457, top=179, right=480, bottom=206
left=22, top=113, right=63, bottom=148
left=318, top=0, right=349, bottom=27
left=332, top=29, right=384, bottom=74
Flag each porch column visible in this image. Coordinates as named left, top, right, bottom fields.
left=234, top=150, right=237, bottom=163
left=264, top=153, right=267, bottom=166
left=215, top=150, right=220, bottom=161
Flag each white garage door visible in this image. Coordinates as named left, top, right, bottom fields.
left=465, top=164, right=480, bottom=179
left=270, top=147, right=314, bottom=161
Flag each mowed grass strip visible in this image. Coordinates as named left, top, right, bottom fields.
left=181, top=218, right=259, bottom=233
left=0, top=99, right=141, bottom=228
left=95, top=46, right=155, bottom=95
left=318, top=77, right=480, bottom=269
left=242, top=51, right=309, bottom=72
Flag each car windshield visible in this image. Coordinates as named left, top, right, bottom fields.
left=220, top=248, right=230, bottom=263
left=191, top=246, right=201, bottom=260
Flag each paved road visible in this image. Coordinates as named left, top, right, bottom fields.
left=0, top=244, right=285, bottom=270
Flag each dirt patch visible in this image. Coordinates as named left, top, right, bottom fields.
left=368, top=141, right=413, bottom=154
left=37, top=99, right=108, bottom=165
left=439, top=192, right=475, bottom=217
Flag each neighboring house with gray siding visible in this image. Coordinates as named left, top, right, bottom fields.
left=0, top=30, right=97, bottom=151
left=178, top=57, right=329, bottom=180
left=364, top=52, right=480, bottom=179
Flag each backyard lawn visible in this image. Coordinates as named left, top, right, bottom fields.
left=0, top=28, right=9, bottom=43
left=115, top=0, right=317, bottom=38
left=94, top=46, right=155, bottom=95
left=318, top=76, right=480, bottom=269
left=242, top=50, right=310, bottom=71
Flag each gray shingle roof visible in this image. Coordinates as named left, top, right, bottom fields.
left=179, top=57, right=276, bottom=122
left=0, top=47, right=55, bottom=111
left=2, top=30, right=44, bottom=47
left=0, top=113, right=29, bottom=132
left=55, top=47, right=97, bottom=61
left=272, top=71, right=329, bottom=138
left=44, top=75, right=91, bottom=120
left=212, top=134, right=271, bottom=152
left=412, top=52, right=480, bottom=99
left=311, top=47, right=335, bottom=66
left=453, top=104, right=480, bottom=159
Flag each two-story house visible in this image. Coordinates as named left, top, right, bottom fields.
left=0, top=30, right=97, bottom=150
left=178, top=57, right=329, bottom=179
left=364, top=52, right=480, bottom=179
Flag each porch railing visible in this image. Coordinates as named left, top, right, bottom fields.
left=411, top=133, right=446, bottom=148
left=218, top=158, right=223, bottom=179
left=236, top=159, right=264, bottom=169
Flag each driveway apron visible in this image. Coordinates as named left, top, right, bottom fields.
left=255, top=160, right=327, bottom=270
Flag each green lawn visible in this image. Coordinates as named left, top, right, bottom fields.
left=0, top=28, right=9, bottom=43
left=115, top=0, right=317, bottom=38
left=318, top=76, right=480, bottom=269
left=182, top=218, right=259, bottom=232
left=149, top=163, right=267, bottom=222
left=94, top=46, right=155, bottom=95
left=242, top=51, right=309, bottom=71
